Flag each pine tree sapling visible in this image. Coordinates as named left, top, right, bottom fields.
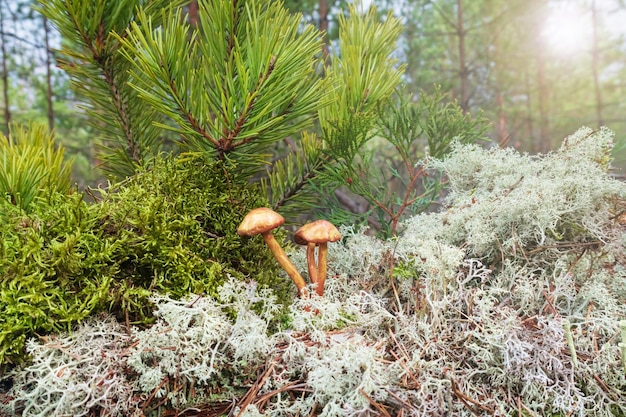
left=0, top=122, right=73, bottom=211
left=116, top=0, right=326, bottom=176
left=39, top=0, right=421, bottom=229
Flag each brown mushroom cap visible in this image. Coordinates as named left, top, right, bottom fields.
left=237, top=207, right=285, bottom=236
left=294, top=220, right=341, bottom=244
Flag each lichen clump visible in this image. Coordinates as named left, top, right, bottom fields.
left=3, top=128, right=626, bottom=416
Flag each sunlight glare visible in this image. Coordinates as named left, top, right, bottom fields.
left=542, top=4, right=593, bottom=56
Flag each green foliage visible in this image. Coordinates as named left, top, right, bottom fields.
left=37, top=0, right=442, bottom=231
left=394, top=87, right=488, bottom=158
left=318, top=5, right=404, bottom=131
left=0, top=122, right=73, bottom=210
left=0, top=154, right=289, bottom=365
left=263, top=3, right=406, bottom=221
left=36, top=0, right=188, bottom=179
left=115, top=0, right=327, bottom=176
left=263, top=7, right=487, bottom=235
left=319, top=88, right=489, bottom=237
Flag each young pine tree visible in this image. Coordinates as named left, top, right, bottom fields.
left=36, top=0, right=422, bottom=223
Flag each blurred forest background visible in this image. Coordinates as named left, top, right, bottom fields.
left=1, top=0, right=626, bottom=189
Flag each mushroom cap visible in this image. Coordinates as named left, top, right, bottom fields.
left=294, top=220, right=341, bottom=245
left=237, top=207, right=285, bottom=236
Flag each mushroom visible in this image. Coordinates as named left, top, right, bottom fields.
left=294, top=220, right=341, bottom=296
left=238, top=208, right=307, bottom=297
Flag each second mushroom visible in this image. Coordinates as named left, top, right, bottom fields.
left=294, top=220, right=341, bottom=296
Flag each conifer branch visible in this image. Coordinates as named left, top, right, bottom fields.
left=65, top=11, right=140, bottom=164
left=228, top=55, right=277, bottom=149
left=272, top=156, right=329, bottom=210
left=217, top=0, right=245, bottom=154
left=167, top=79, right=220, bottom=149
left=37, top=0, right=186, bottom=178
left=103, top=64, right=139, bottom=163
left=114, top=0, right=325, bottom=178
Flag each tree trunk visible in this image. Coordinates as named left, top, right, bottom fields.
left=591, top=0, right=603, bottom=127
left=43, top=16, right=55, bottom=132
left=528, top=0, right=549, bottom=153
left=457, top=0, right=469, bottom=112
left=319, top=0, right=330, bottom=65
left=495, top=91, right=510, bottom=147
left=188, top=0, right=199, bottom=27
left=488, top=0, right=509, bottom=147
left=535, top=51, right=549, bottom=152
left=0, top=4, right=10, bottom=134
left=524, top=68, right=534, bottom=145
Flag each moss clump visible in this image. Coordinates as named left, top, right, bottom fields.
left=0, top=192, right=109, bottom=365
left=97, top=155, right=292, bottom=316
left=0, top=154, right=291, bottom=365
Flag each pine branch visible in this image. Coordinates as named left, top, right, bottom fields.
left=101, top=59, right=139, bottom=163
left=167, top=79, right=220, bottom=149
left=225, top=55, right=276, bottom=152
left=117, top=0, right=326, bottom=176
left=271, top=156, right=328, bottom=211
left=36, top=0, right=188, bottom=179
left=263, top=132, right=329, bottom=218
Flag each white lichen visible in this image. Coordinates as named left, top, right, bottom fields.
left=3, top=316, right=137, bottom=417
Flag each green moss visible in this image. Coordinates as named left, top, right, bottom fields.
left=0, top=193, right=109, bottom=364
left=99, top=155, right=293, bottom=314
left=0, top=154, right=293, bottom=365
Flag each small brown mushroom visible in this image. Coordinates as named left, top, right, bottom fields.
left=238, top=208, right=307, bottom=297
left=294, top=220, right=341, bottom=296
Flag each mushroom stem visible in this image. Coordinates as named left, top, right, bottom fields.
left=262, top=232, right=308, bottom=297
left=316, top=242, right=329, bottom=296
left=306, top=243, right=318, bottom=285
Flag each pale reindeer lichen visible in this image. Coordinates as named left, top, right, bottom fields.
left=4, top=315, right=136, bottom=417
